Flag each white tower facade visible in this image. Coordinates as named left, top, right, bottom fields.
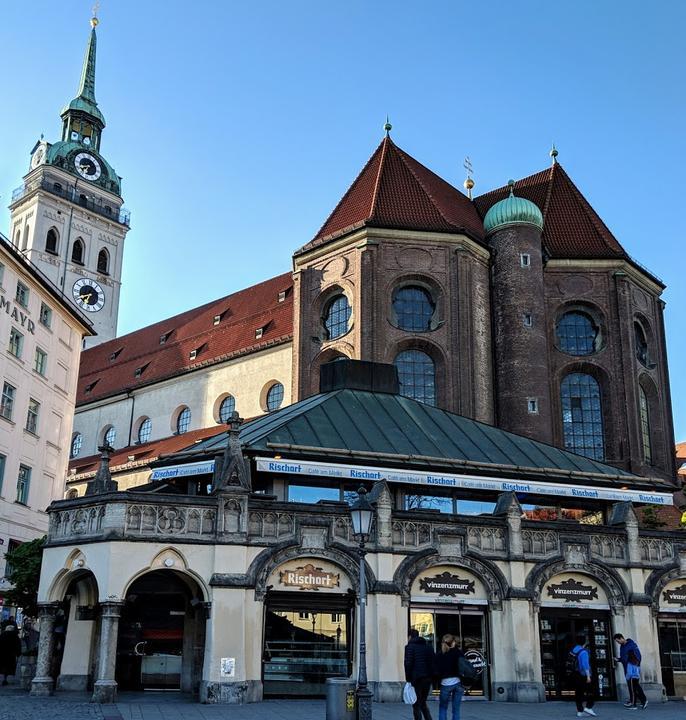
left=8, top=18, right=129, bottom=348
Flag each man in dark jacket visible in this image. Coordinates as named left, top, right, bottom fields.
left=614, top=634, right=647, bottom=709
left=0, top=624, right=21, bottom=685
left=404, top=629, right=435, bottom=720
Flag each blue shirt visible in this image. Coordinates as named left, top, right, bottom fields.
left=572, top=644, right=591, bottom=677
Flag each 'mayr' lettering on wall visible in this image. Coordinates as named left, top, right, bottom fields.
left=0, top=296, right=35, bottom=334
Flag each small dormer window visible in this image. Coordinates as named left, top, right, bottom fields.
left=109, top=348, right=123, bottom=362
left=134, top=363, right=149, bottom=378
left=189, top=349, right=197, bottom=360
left=520, top=253, right=531, bottom=268
left=213, top=315, right=221, bottom=326
left=255, top=327, right=264, bottom=340
left=278, top=290, right=287, bottom=303
left=523, top=313, right=533, bottom=327
left=159, top=331, right=173, bottom=345
left=527, top=398, right=539, bottom=414
left=85, top=379, right=99, bottom=394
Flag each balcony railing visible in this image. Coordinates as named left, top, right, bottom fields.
left=12, top=178, right=131, bottom=227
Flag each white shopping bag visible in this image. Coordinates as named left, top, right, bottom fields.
left=403, top=682, right=417, bottom=704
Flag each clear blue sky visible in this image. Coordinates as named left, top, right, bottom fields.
left=1, top=1, right=684, bottom=441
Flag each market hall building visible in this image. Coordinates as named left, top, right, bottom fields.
left=33, top=361, right=686, bottom=704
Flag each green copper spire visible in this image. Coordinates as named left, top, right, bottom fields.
left=61, top=17, right=105, bottom=127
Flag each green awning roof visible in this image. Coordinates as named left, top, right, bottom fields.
left=177, top=389, right=671, bottom=490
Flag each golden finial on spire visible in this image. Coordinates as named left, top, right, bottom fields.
left=384, top=115, right=392, bottom=135
left=463, top=156, right=474, bottom=199
left=91, top=2, right=100, bottom=28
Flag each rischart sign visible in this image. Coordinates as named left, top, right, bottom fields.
left=663, top=584, right=686, bottom=607
left=419, top=572, right=475, bottom=597
left=546, top=578, right=599, bottom=602
left=279, top=563, right=340, bottom=591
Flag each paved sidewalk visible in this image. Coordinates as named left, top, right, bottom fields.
left=0, top=687, right=685, bottom=720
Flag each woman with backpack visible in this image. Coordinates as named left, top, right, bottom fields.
left=434, top=634, right=465, bottom=720
left=571, top=635, right=597, bottom=717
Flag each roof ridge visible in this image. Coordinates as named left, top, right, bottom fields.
left=392, top=144, right=459, bottom=228
left=368, top=136, right=391, bottom=220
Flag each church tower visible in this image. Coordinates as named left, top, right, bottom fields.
left=8, top=15, right=129, bottom=348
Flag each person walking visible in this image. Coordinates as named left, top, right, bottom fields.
left=434, top=634, right=464, bottom=720
left=571, top=634, right=597, bottom=717
left=614, top=634, right=648, bottom=710
left=0, top=623, right=21, bottom=686
left=404, top=628, right=435, bottom=720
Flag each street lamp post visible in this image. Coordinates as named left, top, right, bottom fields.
left=350, top=486, right=374, bottom=720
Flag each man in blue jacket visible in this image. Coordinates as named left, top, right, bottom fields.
left=614, top=634, right=647, bottom=710
left=571, top=635, right=597, bottom=717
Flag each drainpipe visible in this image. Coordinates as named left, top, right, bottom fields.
left=127, top=390, right=136, bottom=447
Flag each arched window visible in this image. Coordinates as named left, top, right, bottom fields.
left=70, top=433, right=82, bottom=459
left=639, top=386, right=652, bottom=464
left=634, top=323, right=649, bottom=367
left=79, top=193, right=88, bottom=207
left=176, top=406, right=191, bottom=434
left=323, top=294, right=351, bottom=339
left=137, top=417, right=152, bottom=444
left=560, top=373, right=604, bottom=460
left=72, top=238, right=85, bottom=265
left=394, top=349, right=436, bottom=406
left=45, top=228, right=59, bottom=255
left=21, top=225, right=29, bottom=251
left=219, top=395, right=236, bottom=423
left=97, top=248, right=110, bottom=274
left=266, top=383, right=284, bottom=412
left=66, top=489, right=78, bottom=500
left=14, top=229, right=20, bottom=248
left=392, top=286, right=436, bottom=332
left=103, top=426, right=116, bottom=447
left=53, top=182, right=63, bottom=194
left=555, top=311, right=599, bottom=355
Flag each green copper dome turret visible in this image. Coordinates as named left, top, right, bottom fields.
left=483, top=180, right=544, bottom=235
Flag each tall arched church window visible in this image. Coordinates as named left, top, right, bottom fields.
left=555, top=311, right=599, bottom=355
left=560, top=372, right=604, bottom=460
left=45, top=228, right=59, bottom=255
left=176, top=406, right=191, bottom=434
left=97, top=248, right=110, bottom=274
left=72, top=238, right=85, bottom=265
left=219, top=395, right=236, bottom=423
left=70, top=433, right=82, bottom=459
left=394, top=349, right=436, bottom=406
left=138, top=417, right=152, bottom=444
left=103, top=426, right=116, bottom=448
left=21, top=226, right=30, bottom=252
left=639, top=386, right=652, bottom=464
left=392, top=286, right=435, bottom=332
left=323, top=295, right=351, bottom=340
left=634, top=323, right=649, bottom=367
left=266, top=383, right=284, bottom=412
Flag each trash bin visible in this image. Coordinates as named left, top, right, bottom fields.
left=326, top=677, right=356, bottom=720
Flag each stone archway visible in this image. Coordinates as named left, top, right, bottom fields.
left=116, top=569, right=207, bottom=696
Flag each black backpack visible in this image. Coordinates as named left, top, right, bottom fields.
left=565, top=648, right=581, bottom=676
left=458, top=654, right=478, bottom=684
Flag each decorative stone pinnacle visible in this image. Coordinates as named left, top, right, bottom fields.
left=85, top=443, right=118, bottom=495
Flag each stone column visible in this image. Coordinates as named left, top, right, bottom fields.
left=30, top=602, right=60, bottom=696
left=91, top=601, right=123, bottom=703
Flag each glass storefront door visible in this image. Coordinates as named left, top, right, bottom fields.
left=658, top=616, right=686, bottom=697
left=263, top=593, right=352, bottom=697
left=539, top=610, right=615, bottom=701
left=410, top=606, right=489, bottom=697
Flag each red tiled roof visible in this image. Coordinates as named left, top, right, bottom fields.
left=473, top=163, right=628, bottom=260
left=296, top=136, right=485, bottom=255
left=68, top=425, right=227, bottom=478
left=77, top=273, right=293, bottom=405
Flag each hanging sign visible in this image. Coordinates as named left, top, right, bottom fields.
left=278, top=563, right=340, bottom=591
left=150, top=460, right=215, bottom=480
left=662, top=584, right=686, bottom=607
left=255, top=457, right=673, bottom=506
left=419, top=572, right=475, bottom=597
left=546, top=578, right=599, bottom=602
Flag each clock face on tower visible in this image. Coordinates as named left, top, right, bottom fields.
left=72, top=278, right=106, bottom=313
left=74, top=152, right=102, bottom=181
